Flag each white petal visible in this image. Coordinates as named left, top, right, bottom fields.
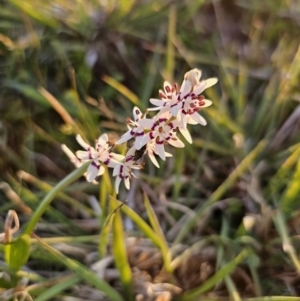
left=76, top=134, right=90, bottom=150
left=98, top=133, right=108, bottom=145
left=133, top=106, right=142, bottom=121
left=131, top=165, right=142, bottom=170
left=163, top=81, right=173, bottom=96
left=186, top=115, right=198, bottom=125
left=138, top=119, right=154, bottom=129
left=62, top=145, right=81, bottom=168
left=179, top=79, right=192, bottom=97
left=150, top=98, right=166, bottom=107
left=61, top=144, right=75, bottom=159
left=165, top=152, right=173, bottom=157
left=137, top=133, right=151, bottom=150
left=134, top=134, right=145, bottom=150
left=184, top=69, right=201, bottom=86
left=115, top=177, right=122, bottom=194
left=193, top=78, right=218, bottom=94
left=180, top=114, right=188, bottom=130
left=191, top=112, right=207, bottom=126
left=155, top=143, right=166, bottom=160
left=179, top=127, right=192, bottom=144
left=86, top=162, right=100, bottom=182
left=76, top=150, right=91, bottom=160
left=201, top=99, right=213, bottom=108
left=111, top=153, right=125, bottom=161
left=192, top=82, right=206, bottom=95
left=107, top=158, right=121, bottom=168
left=147, top=106, right=162, bottom=111
left=126, top=145, right=136, bottom=157
left=203, top=77, right=218, bottom=89
left=116, top=131, right=133, bottom=145
left=170, top=104, right=180, bottom=116
left=148, top=153, right=159, bottom=168
left=167, top=137, right=185, bottom=148
left=124, top=177, right=130, bottom=190
left=113, top=165, right=121, bottom=177
left=160, top=106, right=172, bottom=114
left=158, top=110, right=172, bottom=119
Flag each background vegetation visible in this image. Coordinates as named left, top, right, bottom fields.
left=1, top=0, right=300, bottom=300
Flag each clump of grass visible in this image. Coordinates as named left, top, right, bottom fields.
left=1, top=1, right=300, bottom=301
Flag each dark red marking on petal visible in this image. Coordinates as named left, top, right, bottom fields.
left=156, top=138, right=164, bottom=144
left=136, top=131, right=144, bottom=137
left=91, top=161, right=100, bottom=169
left=152, top=122, right=158, bottom=131
left=125, top=156, right=133, bottom=163
left=158, top=118, right=167, bottom=123
left=159, top=92, right=167, bottom=99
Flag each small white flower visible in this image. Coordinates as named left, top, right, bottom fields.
left=61, top=144, right=98, bottom=184
left=148, top=81, right=179, bottom=115
left=144, top=139, right=172, bottom=168
left=138, top=113, right=184, bottom=160
left=171, top=95, right=213, bottom=129
left=75, top=134, right=122, bottom=182
left=170, top=69, right=217, bottom=128
left=113, top=147, right=143, bottom=193
left=148, top=69, right=218, bottom=130
left=116, top=106, right=152, bottom=149
left=178, top=69, right=217, bottom=96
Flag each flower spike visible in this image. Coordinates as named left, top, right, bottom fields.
left=62, top=68, right=218, bottom=194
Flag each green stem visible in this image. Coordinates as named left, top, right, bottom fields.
left=24, top=162, right=89, bottom=235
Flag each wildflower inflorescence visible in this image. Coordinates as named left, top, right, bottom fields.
left=62, top=69, right=218, bottom=193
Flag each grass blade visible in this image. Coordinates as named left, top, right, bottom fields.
left=34, top=274, right=82, bottom=301
left=99, top=200, right=125, bottom=257
left=111, top=197, right=161, bottom=248
left=111, top=199, right=133, bottom=300
left=165, top=4, right=176, bottom=83
left=175, top=140, right=267, bottom=244
left=102, top=75, right=140, bottom=106
left=33, top=234, right=124, bottom=301
left=181, top=250, right=248, bottom=300
left=273, top=209, right=300, bottom=273
left=24, top=162, right=89, bottom=235
left=143, top=191, right=172, bottom=272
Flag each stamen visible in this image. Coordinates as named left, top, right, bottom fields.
left=159, top=92, right=166, bottom=99
left=174, top=83, right=178, bottom=92
left=125, top=117, right=131, bottom=124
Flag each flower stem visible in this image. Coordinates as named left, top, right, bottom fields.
left=24, top=162, right=89, bottom=235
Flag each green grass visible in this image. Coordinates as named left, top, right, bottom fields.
left=1, top=0, right=300, bottom=300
